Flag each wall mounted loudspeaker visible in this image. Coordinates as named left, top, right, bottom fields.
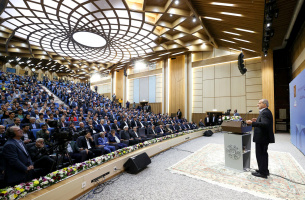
left=238, top=52, right=247, bottom=75
left=123, top=152, right=151, bottom=174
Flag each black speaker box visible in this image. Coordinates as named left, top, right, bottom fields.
left=203, top=130, right=213, bottom=137
left=123, top=152, right=151, bottom=174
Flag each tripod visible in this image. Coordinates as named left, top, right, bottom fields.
left=51, top=141, right=74, bottom=170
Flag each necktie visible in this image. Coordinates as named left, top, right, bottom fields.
left=135, top=132, right=138, bottom=137
left=32, top=123, right=36, bottom=129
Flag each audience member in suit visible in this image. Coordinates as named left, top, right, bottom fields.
left=246, top=99, right=275, bottom=179
left=97, top=132, right=115, bottom=153
left=120, top=126, right=136, bottom=145
left=29, top=117, right=40, bottom=129
left=156, top=125, right=167, bottom=136
left=92, top=116, right=100, bottom=126
left=3, top=126, right=34, bottom=187
left=211, top=114, right=217, bottom=126
left=148, top=125, right=162, bottom=138
left=175, top=123, right=183, bottom=132
left=234, top=109, right=240, bottom=116
left=104, top=120, right=111, bottom=133
left=22, top=124, right=35, bottom=144
left=3, top=112, right=15, bottom=126
left=67, top=140, right=88, bottom=163
left=58, top=116, right=68, bottom=128
left=95, top=119, right=106, bottom=133
left=177, top=109, right=182, bottom=119
left=204, top=115, right=210, bottom=126
left=36, top=113, right=45, bottom=124
left=108, top=129, right=128, bottom=148
left=79, top=131, right=103, bottom=158
left=199, top=119, right=205, bottom=127
left=217, top=116, right=223, bottom=125
left=36, top=124, right=52, bottom=147
left=191, top=121, right=198, bottom=129
left=183, top=122, right=191, bottom=130
left=164, top=124, right=173, bottom=134
left=120, top=118, right=129, bottom=130
left=77, top=122, right=88, bottom=136
left=129, top=127, right=143, bottom=143
left=0, top=125, right=7, bottom=146
left=111, top=120, right=120, bottom=132
left=28, top=138, right=55, bottom=174
left=142, top=118, right=150, bottom=128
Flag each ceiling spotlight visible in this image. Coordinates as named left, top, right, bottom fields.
left=192, top=16, right=196, bottom=22
left=170, top=14, right=173, bottom=17
left=174, top=0, right=179, bottom=5
left=264, top=51, right=268, bottom=57
left=266, top=23, right=271, bottom=28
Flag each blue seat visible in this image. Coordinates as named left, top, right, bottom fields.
left=31, top=129, right=41, bottom=139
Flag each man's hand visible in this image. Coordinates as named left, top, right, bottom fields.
left=246, top=120, right=252, bottom=125
left=26, top=165, right=34, bottom=172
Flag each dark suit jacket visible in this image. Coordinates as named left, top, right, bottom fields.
left=79, top=137, right=96, bottom=149
left=199, top=121, right=205, bottom=127
left=120, top=130, right=130, bottom=140
left=95, top=124, right=106, bottom=133
left=177, top=111, right=182, bottom=119
left=119, top=121, right=128, bottom=130
left=3, top=139, right=33, bottom=184
left=111, top=123, right=119, bottom=132
left=252, top=108, right=275, bottom=144
left=147, top=128, right=157, bottom=135
left=204, top=117, right=210, bottom=126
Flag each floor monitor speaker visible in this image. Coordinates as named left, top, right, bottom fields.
left=123, top=152, right=151, bottom=174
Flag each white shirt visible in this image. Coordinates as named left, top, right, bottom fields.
left=134, top=131, right=139, bottom=137
left=114, top=135, right=120, bottom=143
left=86, top=138, right=92, bottom=149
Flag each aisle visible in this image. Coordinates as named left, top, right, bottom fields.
left=40, top=84, right=68, bottom=107
left=77, top=132, right=304, bottom=200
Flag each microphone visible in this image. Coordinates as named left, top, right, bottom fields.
left=243, top=110, right=253, bottom=125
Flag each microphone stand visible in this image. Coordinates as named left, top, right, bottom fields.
left=243, top=110, right=252, bottom=126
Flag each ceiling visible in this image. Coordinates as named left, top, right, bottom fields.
left=0, top=0, right=300, bottom=80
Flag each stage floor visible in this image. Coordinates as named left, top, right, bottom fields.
left=77, top=132, right=305, bottom=200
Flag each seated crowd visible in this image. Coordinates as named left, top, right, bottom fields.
left=0, top=71, right=201, bottom=188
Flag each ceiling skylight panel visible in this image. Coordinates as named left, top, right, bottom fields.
left=103, top=10, right=116, bottom=18
left=83, top=3, right=99, bottom=12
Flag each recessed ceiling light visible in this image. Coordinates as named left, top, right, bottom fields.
left=220, top=39, right=236, bottom=43
left=192, top=17, right=196, bottom=22
left=72, top=32, right=107, bottom=48
left=240, top=47, right=256, bottom=52
left=223, top=31, right=240, bottom=36
left=235, top=28, right=255, bottom=33
left=204, top=16, right=222, bottom=21
left=233, top=38, right=251, bottom=43
left=220, top=12, right=242, bottom=17
left=170, top=14, right=173, bottom=17
left=211, top=2, right=235, bottom=6
left=174, top=0, right=179, bottom=5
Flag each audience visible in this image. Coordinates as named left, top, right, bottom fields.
left=0, top=71, right=202, bottom=188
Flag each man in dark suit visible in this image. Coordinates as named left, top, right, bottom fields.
left=28, top=138, right=55, bottom=174
left=204, top=114, right=210, bottom=126
left=199, top=119, right=205, bottom=127
left=111, top=120, right=120, bottom=132
left=79, top=131, right=103, bottom=157
left=148, top=125, right=162, bottom=138
left=246, top=99, right=275, bottom=179
left=177, top=109, right=182, bottom=119
left=3, top=126, right=34, bottom=186
left=0, top=125, right=7, bottom=146
left=120, top=126, right=136, bottom=145
left=29, top=117, right=40, bottom=130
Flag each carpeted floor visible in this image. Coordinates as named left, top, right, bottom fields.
left=169, top=143, right=305, bottom=200
left=77, top=132, right=305, bottom=200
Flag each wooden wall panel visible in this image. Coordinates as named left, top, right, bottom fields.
left=261, top=50, right=275, bottom=130
left=115, top=70, right=124, bottom=100
left=169, top=55, right=185, bottom=117
left=150, top=103, right=162, bottom=114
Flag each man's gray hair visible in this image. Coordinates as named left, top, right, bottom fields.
left=36, top=138, right=44, bottom=142
left=261, top=99, right=269, bottom=107
left=30, top=117, right=36, bottom=120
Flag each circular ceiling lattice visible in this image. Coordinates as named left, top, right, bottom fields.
left=1, top=0, right=158, bottom=64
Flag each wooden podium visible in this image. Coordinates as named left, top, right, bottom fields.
left=222, top=121, right=252, bottom=171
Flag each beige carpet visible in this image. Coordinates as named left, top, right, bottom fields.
left=168, top=143, right=305, bottom=200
